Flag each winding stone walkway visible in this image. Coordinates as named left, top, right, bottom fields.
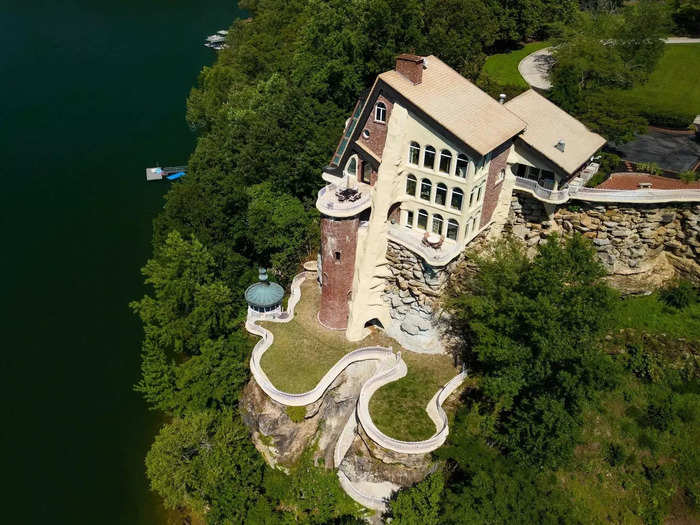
left=245, top=269, right=468, bottom=512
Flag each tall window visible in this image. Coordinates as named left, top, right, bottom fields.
left=456, top=154, right=469, bottom=178
left=435, top=183, right=447, bottom=206
left=439, top=149, right=452, bottom=174
left=469, top=187, right=477, bottom=207
left=406, top=174, right=417, bottom=196
left=406, top=210, right=414, bottom=228
left=477, top=184, right=484, bottom=203
left=344, top=155, right=357, bottom=177
left=420, top=178, right=432, bottom=201
left=361, top=162, right=372, bottom=184
left=423, top=146, right=436, bottom=169
left=451, top=188, right=463, bottom=211
left=375, top=102, right=387, bottom=123
left=432, top=214, right=443, bottom=235
left=446, top=219, right=459, bottom=240
left=417, top=209, right=428, bottom=230
left=409, top=142, right=421, bottom=165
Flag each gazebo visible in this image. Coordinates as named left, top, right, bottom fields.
left=245, top=268, right=284, bottom=316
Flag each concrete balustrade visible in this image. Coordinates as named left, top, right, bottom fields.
left=514, top=176, right=700, bottom=205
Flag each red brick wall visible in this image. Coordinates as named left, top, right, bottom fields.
left=357, top=94, right=393, bottom=160
left=319, top=216, right=359, bottom=329
left=480, top=141, right=511, bottom=228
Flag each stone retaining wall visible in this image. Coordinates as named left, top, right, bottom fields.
left=506, top=191, right=700, bottom=283
left=381, top=241, right=460, bottom=342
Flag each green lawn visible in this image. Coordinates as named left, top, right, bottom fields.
left=258, top=278, right=460, bottom=440
left=369, top=351, right=459, bottom=442
left=611, top=44, right=700, bottom=126
left=481, top=41, right=551, bottom=88
left=611, top=293, right=700, bottom=340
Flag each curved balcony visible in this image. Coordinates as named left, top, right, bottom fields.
left=316, top=181, right=372, bottom=218
left=387, top=225, right=464, bottom=267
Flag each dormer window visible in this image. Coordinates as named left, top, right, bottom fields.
left=375, top=102, right=387, bottom=123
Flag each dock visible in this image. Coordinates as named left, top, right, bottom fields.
left=146, top=165, right=187, bottom=181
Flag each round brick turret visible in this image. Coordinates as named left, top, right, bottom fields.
left=319, top=215, right=359, bottom=329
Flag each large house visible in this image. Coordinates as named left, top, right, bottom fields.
left=316, top=54, right=605, bottom=342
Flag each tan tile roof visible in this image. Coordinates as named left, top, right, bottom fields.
left=505, top=90, right=606, bottom=175
left=379, top=56, right=526, bottom=156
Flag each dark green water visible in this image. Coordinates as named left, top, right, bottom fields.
left=0, top=1, right=241, bottom=523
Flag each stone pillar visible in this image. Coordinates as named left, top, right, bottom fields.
left=319, top=216, right=359, bottom=329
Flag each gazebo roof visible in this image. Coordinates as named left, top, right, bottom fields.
left=244, top=269, right=284, bottom=308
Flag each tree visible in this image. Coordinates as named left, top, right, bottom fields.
left=146, top=410, right=265, bottom=523
left=131, top=232, right=249, bottom=415
left=387, top=472, right=444, bottom=524
left=549, top=1, right=671, bottom=141
left=445, top=235, right=619, bottom=466
left=246, top=182, right=319, bottom=283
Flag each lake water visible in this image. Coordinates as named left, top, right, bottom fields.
left=0, top=1, right=241, bottom=522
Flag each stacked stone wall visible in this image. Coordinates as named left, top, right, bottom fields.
left=381, top=241, right=460, bottom=339
left=506, top=191, right=700, bottom=282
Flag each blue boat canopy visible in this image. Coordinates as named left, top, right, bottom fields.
left=167, top=171, right=185, bottom=180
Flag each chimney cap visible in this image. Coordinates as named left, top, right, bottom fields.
left=396, top=53, right=424, bottom=63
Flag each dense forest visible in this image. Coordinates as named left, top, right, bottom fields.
left=132, top=1, right=699, bottom=523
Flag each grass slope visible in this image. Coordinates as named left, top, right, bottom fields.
left=557, top=293, right=700, bottom=523
left=611, top=44, right=700, bottom=125
left=258, top=278, right=458, bottom=440
left=481, top=41, right=551, bottom=88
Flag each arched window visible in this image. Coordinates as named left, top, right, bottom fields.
left=439, top=149, right=452, bottom=174
left=417, top=209, right=428, bottom=230
left=406, top=174, right=417, bottom=195
left=446, top=219, right=459, bottom=240
left=432, top=214, right=443, bottom=235
left=375, top=102, right=387, bottom=123
left=451, top=187, right=464, bottom=210
left=409, top=142, right=421, bottom=165
left=435, top=183, right=447, bottom=206
left=420, top=178, right=432, bottom=201
left=344, top=155, right=357, bottom=177
left=456, top=154, right=469, bottom=178
left=423, top=146, right=436, bottom=169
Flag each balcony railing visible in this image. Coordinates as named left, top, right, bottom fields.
left=513, top=176, right=700, bottom=205
left=315, top=182, right=372, bottom=218
left=387, top=225, right=463, bottom=267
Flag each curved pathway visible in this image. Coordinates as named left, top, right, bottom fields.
left=245, top=270, right=468, bottom=511
left=518, top=38, right=700, bottom=90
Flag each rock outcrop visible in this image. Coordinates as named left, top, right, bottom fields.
left=506, top=192, right=700, bottom=290
left=241, top=360, right=378, bottom=468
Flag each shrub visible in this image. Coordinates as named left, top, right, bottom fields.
left=604, top=442, right=626, bottom=466
left=641, top=107, right=694, bottom=129
left=286, top=406, right=306, bottom=423
left=636, top=161, right=663, bottom=175
left=646, top=398, right=673, bottom=431
left=626, top=344, right=659, bottom=383
left=659, top=280, right=697, bottom=309
left=679, top=170, right=697, bottom=184
left=586, top=152, right=621, bottom=188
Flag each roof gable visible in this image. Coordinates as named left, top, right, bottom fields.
left=505, top=90, right=606, bottom=175
left=378, top=56, right=526, bottom=156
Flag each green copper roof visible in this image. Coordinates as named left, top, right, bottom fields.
left=245, top=269, right=284, bottom=308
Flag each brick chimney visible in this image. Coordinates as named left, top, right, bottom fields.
left=396, top=54, right=425, bottom=84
